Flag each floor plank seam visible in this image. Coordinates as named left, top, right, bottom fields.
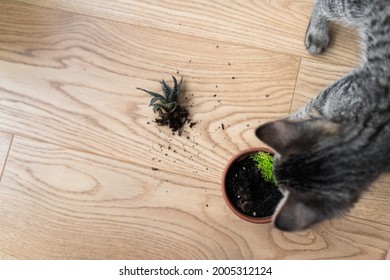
left=289, top=57, right=302, bottom=115
left=0, top=134, right=14, bottom=183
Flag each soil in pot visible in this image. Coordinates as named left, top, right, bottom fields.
left=225, top=152, right=283, bottom=218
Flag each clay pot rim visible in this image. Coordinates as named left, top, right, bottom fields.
left=221, top=147, right=275, bottom=224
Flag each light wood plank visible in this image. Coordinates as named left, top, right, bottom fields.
left=0, top=133, right=13, bottom=179
left=0, top=136, right=388, bottom=259
left=349, top=174, right=390, bottom=227
left=0, top=137, right=228, bottom=259
left=18, top=0, right=361, bottom=67
left=0, top=2, right=299, bottom=184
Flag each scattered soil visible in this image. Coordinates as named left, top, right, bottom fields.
left=225, top=153, right=283, bottom=218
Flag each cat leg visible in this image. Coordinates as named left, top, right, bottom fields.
left=305, top=0, right=367, bottom=54
left=305, top=0, right=331, bottom=54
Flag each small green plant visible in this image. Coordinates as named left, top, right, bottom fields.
left=137, top=76, right=183, bottom=113
left=251, top=151, right=276, bottom=184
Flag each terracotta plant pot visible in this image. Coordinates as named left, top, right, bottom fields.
left=221, top=147, right=282, bottom=224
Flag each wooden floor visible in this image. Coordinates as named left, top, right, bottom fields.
left=0, top=0, right=389, bottom=259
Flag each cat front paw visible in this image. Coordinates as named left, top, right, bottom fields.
left=305, top=25, right=330, bottom=55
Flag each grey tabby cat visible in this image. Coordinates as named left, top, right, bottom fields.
left=256, top=0, right=390, bottom=231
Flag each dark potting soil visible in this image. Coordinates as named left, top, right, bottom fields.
left=155, top=105, right=194, bottom=135
left=226, top=154, right=283, bottom=218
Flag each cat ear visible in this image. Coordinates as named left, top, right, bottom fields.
left=255, top=120, right=299, bottom=155
left=255, top=119, right=339, bottom=155
left=273, top=193, right=320, bottom=231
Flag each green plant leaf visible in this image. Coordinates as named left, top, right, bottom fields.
left=138, top=76, right=183, bottom=114
left=159, top=102, right=177, bottom=112
left=177, top=76, right=183, bottom=95
left=170, top=76, right=184, bottom=103
left=160, top=80, right=171, bottom=100
left=149, top=97, right=160, bottom=106
left=137, top=87, right=165, bottom=100
left=169, top=76, right=178, bottom=103
left=250, top=151, right=276, bottom=184
left=152, top=104, right=161, bottom=113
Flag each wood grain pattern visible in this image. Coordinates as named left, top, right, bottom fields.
left=0, top=0, right=389, bottom=259
left=349, top=174, right=390, bottom=227
left=18, top=0, right=361, bottom=66
left=0, top=133, right=13, bottom=179
left=0, top=136, right=225, bottom=259
left=0, top=136, right=388, bottom=259
left=0, top=1, right=299, bottom=184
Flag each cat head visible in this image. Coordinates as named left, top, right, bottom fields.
left=256, top=119, right=364, bottom=231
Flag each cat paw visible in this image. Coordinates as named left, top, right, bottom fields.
left=305, top=27, right=329, bottom=55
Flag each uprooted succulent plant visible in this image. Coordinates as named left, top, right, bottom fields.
left=137, top=76, right=183, bottom=113
left=137, top=76, right=192, bottom=135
